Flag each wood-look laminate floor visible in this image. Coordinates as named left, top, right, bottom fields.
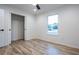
left=0, top=39, right=79, bottom=55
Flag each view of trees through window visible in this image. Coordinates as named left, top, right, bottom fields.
left=48, top=15, right=58, bottom=35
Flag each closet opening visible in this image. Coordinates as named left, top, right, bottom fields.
left=11, top=13, right=25, bottom=41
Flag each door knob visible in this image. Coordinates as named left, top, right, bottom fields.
left=0, top=29, right=4, bottom=31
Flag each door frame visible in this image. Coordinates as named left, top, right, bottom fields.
left=10, top=12, right=25, bottom=41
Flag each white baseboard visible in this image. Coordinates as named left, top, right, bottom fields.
left=33, top=38, right=79, bottom=49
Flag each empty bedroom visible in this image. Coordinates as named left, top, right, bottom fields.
left=0, top=4, right=79, bottom=55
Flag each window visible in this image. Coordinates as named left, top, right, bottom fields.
left=48, top=15, right=58, bottom=35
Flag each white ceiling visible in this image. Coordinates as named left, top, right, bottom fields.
left=6, top=4, right=64, bottom=15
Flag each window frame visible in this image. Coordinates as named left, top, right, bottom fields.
left=47, top=14, right=59, bottom=35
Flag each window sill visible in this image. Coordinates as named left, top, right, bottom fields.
left=48, top=32, right=58, bottom=36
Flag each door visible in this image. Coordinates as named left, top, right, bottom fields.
left=5, top=10, right=11, bottom=45
left=0, top=9, right=5, bottom=47
left=0, top=9, right=11, bottom=47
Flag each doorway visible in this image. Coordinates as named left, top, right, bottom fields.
left=11, top=13, right=25, bottom=41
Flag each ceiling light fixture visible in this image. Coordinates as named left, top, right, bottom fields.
left=32, top=3, right=41, bottom=12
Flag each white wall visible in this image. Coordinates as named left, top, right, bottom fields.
left=11, top=14, right=24, bottom=41
left=35, top=5, right=79, bottom=48
left=25, top=14, right=36, bottom=40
